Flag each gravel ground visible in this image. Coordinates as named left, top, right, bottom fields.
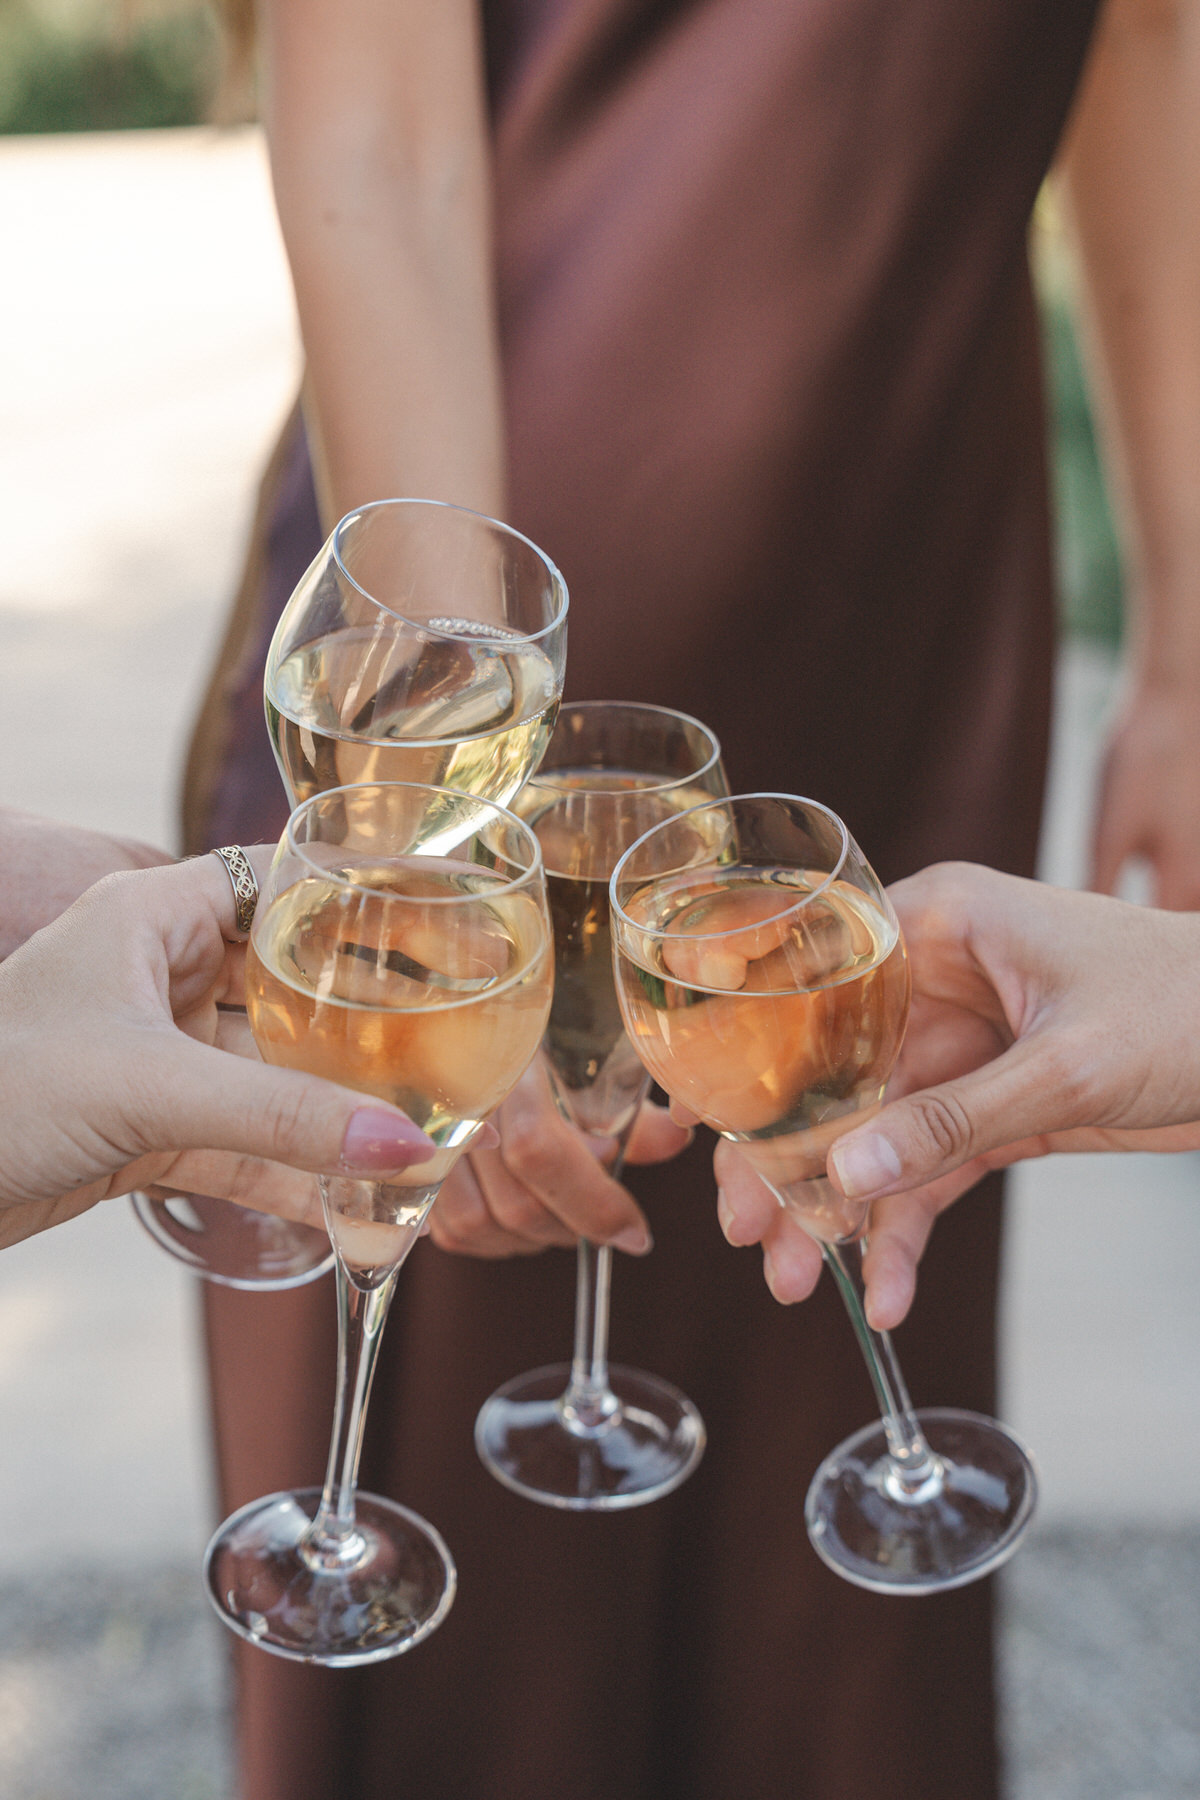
left=0, top=1530, right=1195, bottom=1800
left=1001, top=1528, right=1200, bottom=1800
left=0, top=1567, right=231, bottom=1800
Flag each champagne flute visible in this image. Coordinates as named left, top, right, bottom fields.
left=204, top=780, right=553, bottom=1663
left=475, top=702, right=727, bottom=1508
left=134, top=498, right=568, bottom=1288
left=610, top=793, right=1037, bottom=1592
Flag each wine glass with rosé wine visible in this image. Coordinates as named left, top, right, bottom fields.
left=475, top=702, right=727, bottom=1508
left=610, top=792, right=1037, bottom=1593
left=133, top=499, right=567, bottom=1290
left=203, top=780, right=553, bottom=1663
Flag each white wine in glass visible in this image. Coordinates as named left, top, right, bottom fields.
left=475, top=702, right=726, bottom=1509
left=611, top=793, right=1037, bottom=1592
left=268, top=620, right=560, bottom=813
left=203, top=781, right=552, bottom=1664
left=266, top=498, right=567, bottom=840
left=133, top=499, right=567, bottom=1289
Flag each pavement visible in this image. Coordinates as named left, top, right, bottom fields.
left=0, top=128, right=1198, bottom=1800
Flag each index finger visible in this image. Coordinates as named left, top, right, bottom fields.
left=486, top=1061, right=653, bottom=1246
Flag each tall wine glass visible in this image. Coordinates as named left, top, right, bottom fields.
left=266, top=496, right=567, bottom=820
left=475, top=702, right=727, bottom=1508
left=134, top=498, right=567, bottom=1288
left=204, top=781, right=553, bottom=1663
left=610, top=793, right=1037, bottom=1592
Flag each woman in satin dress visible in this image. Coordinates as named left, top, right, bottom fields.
left=184, top=2, right=1200, bottom=1794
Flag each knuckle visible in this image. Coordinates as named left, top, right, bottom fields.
left=490, top=1185, right=560, bottom=1241
left=222, top=1154, right=270, bottom=1208
left=920, top=862, right=975, bottom=934
left=497, top=1111, right=550, bottom=1179
left=488, top=1182, right=539, bottom=1232
left=431, top=1178, right=488, bottom=1238
left=908, top=1089, right=975, bottom=1163
left=259, top=1081, right=316, bottom=1161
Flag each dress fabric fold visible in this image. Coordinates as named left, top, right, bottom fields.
left=184, top=2, right=1100, bottom=1794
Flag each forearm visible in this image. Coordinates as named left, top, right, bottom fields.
left=260, top=0, right=505, bottom=529
left=1056, top=0, right=1200, bottom=677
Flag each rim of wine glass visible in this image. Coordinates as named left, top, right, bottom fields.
left=331, top=497, right=569, bottom=646
left=527, top=699, right=724, bottom=797
left=275, top=779, right=546, bottom=904
left=608, top=790, right=853, bottom=950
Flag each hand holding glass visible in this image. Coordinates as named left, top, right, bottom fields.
left=203, top=781, right=553, bottom=1663
left=610, top=793, right=1036, bottom=1592
left=133, top=498, right=567, bottom=1288
left=475, top=701, right=726, bottom=1507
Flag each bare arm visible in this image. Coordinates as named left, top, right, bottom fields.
left=259, top=0, right=505, bottom=525
left=0, top=806, right=170, bottom=960
left=255, top=3, right=678, bottom=1255
left=1056, top=0, right=1200, bottom=906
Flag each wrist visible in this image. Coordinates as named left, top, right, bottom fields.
left=1121, top=574, right=1200, bottom=693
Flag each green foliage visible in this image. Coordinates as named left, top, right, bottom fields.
left=1034, top=214, right=1126, bottom=649
left=1043, top=294, right=1125, bottom=647
left=0, top=4, right=219, bottom=134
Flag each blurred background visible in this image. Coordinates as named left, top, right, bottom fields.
left=0, top=5, right=1197, bottom=1797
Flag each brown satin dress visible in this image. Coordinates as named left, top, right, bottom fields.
left=183, top=3, right=1100, bottom=1795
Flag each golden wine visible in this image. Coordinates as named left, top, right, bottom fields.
left=266, top=622, right=560, bottom=809
left=247, top=861, right=552, bottom=1274
left=516, top=769, right=724, bottom=1137
left=614, top=868, right=909, bottom=1214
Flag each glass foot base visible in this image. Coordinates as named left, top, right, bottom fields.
left=804, top=1406, right=1037, bottom=1594
left=203, top=1487, right=456, bottom=1665
left=475, top=1362, right=706, bottom=1510
left=131, top=1190, right=334, bottom=1290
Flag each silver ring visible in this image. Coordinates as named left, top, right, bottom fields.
left=212, top=846, right=259, bottom=937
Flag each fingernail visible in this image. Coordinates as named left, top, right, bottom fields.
left=472, top=1121, right=501, bottom=1150
left=611, top=1223, right=653, bottom=1255
left=341, top=1109, right=436, bottom=1174
left=762, top=1248, right=782, bottom=1302
left=717, top=1187, right=750, bottom=1246
left=716, top=1186, right=734, bottom=1238
left=864, top=1278, right=895, bottom=1333
left=830, top=1133, right=903, bottom=1199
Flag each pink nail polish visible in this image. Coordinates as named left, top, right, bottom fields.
left=340, top=1109, right=436, bottom=1174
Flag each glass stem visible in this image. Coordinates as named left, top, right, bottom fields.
left=559, top=1131, right=636, bottom=1434
left=821, top=1239, right=941, bottom=1489
left=303, top=1183, right=440, bottom=1569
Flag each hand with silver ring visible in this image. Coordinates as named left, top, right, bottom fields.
left=211, top=844, right=260, bottom=937
left=0, top=848, right=434, bottom=1249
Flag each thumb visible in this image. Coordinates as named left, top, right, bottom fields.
left=132, top=1036, right=437, bottom=1177
left=828, top=1039, right=1061, bottom=1203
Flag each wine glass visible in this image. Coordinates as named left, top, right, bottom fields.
left=133, top=498, right=568, bottom=1288
left=204, top=780, right=553, bottom=1663
left=610, top=793, right=1037, bottom=1592
left=474, top=702, right=727, bottom=1508
left=129, top=1180, right=330, bottom=1289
